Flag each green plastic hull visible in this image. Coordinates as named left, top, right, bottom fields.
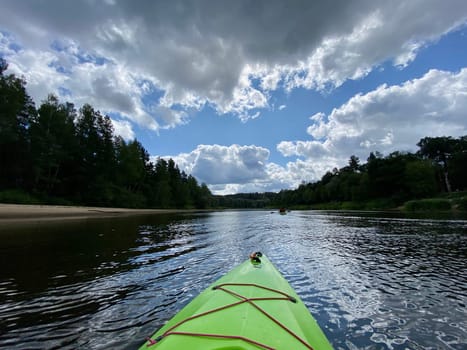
left=140, top=254, right=333, bottom=349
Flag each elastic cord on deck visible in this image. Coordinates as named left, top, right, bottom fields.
left=146, top=281, right=314, bottom=349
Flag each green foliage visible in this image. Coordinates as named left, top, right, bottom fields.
left=456, top=197, right=467, bottom=211
left=110, top=186, right=147, bottom=209
left=439, top=193, right=467, bottom=211
left=448, top=147, right=467, bottom=191
left=0, top=190, right=39, bottom=204
left=30, top=95, right=78, bottom=196
left=362, top=198, right=397, bottom=210
left=310, top=202, right=342, bottom=210
left=439, top=191, right=467, bottom=199
left=404, top=199, right=452, bottom=212
left=215, top=192, right=275, bottom=209
left=404, top=160, right=437, bottom=198
left=417, top=136, right=467, bottom=192
left=0, top=58, right=37, bottom=190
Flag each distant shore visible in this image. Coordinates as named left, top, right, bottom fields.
left=0, top=203, right=186, bottom=223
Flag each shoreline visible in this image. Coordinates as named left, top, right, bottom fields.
left=0, top=203, right=188, bottom=224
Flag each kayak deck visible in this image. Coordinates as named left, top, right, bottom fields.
left=141, top=253, right=333, bottom=350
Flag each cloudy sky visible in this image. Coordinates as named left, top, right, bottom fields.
left=1, top=1, right=467, bottom=194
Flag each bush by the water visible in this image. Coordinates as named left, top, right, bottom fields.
left=0, top=190, right=39, bottom=204
left=404, top=199, right=452, bottom=211
left=456, top=197, right=467, bottom=211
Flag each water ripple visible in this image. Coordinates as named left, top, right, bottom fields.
left=0, top=211, right=466, bottom=349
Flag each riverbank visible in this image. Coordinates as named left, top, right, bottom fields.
left=288, top=193, right=467, bottom=213
left=0, top=203, right=187, bottom=223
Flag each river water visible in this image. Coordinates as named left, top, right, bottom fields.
left=0, top=210, right=466, bottom=349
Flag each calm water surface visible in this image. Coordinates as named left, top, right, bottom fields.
left=0, top=210, right=466, bottom=349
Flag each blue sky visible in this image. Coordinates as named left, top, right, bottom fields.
left=1, top=1, right=467, bottom=194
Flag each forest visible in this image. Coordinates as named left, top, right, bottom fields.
left=0, top=58, right=212, bottom=208
left=1, top=57, right=466, bottom=210
left=274, top=136, right=467, bottom=210
left=217, top=136, right=467, bottom=210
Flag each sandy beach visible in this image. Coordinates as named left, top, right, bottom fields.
left=0, top=203, right=183, bottom=223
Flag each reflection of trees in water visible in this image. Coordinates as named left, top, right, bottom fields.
left=0, top=214, right=192, bottom=293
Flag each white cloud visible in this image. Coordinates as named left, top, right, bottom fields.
left=278, top=68, right=467, bottom=181
left=1, top=35, right=197, bottom=132
left=170, top=144, right=269, bottom=186
left=1, top=0, right=466, bottom=129
left=111, top=119, right=135, bottom=141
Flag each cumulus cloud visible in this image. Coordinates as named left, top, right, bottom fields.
left=170, top=144, right=269, bottom=185
left=1, top=0, right=466, bottom=128
left=278, top=68, right=467, bottom=180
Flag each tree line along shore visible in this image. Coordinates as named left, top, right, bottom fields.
left=216, top=136, right=467, bottom=212
left=1, top=57, right=466, bottom=213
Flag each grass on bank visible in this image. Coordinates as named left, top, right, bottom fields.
left=0, top=189, right=75, bottom=206
left=403, top=198, right=452, bottom=211
left=404, top=192, right=467, bottom=212
left=0, top=189, right=41, bottom=205
left=289, top=192, right=467, bottom=212
left=295, top=198, right=398, bottom=211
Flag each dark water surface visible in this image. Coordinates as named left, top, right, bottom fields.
left=0, top=210, right=466, bottom=349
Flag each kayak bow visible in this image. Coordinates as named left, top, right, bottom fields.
left=140, top=252, right=333, bottom=350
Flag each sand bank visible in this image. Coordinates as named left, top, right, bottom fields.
left=0, top=203, right=183, bottom=223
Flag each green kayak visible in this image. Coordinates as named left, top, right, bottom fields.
left=140, top=252, right=333, bottom=350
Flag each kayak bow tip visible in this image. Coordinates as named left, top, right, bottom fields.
left=249, top=251, right=263, bottom=265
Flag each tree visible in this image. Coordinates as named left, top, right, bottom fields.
left=167, top=159, right=181, bottom=207
left=0, top=58, right=36, bottom=189
left=417, top=136, right=456, bottom=192
left=404, top=160, right=437, bottom=198
left=197, top=183, right=212, bottom=208
left=96, top=113, right=116, bottom=182
left=152, top=158, right=172, bottom=208
left=447, top=136, right=467, bottom=191
left=115, top=139, right=148, bottom=191
left=30, top=95, right=77, bottom=196
left=348, top=155, right=361, bottom=172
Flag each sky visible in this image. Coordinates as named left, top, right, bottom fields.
left=1, top=0, right=467, bottom=195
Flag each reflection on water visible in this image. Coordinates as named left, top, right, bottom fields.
left=0, top=211, right=466, bottom=349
